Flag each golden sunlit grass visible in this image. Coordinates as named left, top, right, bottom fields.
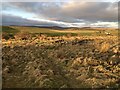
left=2, top=26, right=119, bottom=88
left=100, top=42, right=110, bottom=53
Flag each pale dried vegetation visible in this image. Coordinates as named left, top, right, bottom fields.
left=2, top=32, right=120, bottom=88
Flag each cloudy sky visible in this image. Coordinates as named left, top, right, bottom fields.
left=2, top=0, right=119, bottom=28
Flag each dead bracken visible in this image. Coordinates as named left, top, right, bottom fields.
left=2, top=34, right=120, bottom=88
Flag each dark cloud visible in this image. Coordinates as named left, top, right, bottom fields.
left=2, top=13, right=117, bottom=27
left=2, top=14, right=60, bottom=26
left=61, top=2, right=118, bottom=22
left=2, top=14, right=38, bottom=26
left=2, top=14, right=80, bottom=27
left=3, top=2, right=117, bottom=23
left=2, top=2, right=118, bottom=27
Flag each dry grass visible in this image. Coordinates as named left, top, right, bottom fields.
left=100, top=42, right=110, bottom=53
left=2, top=32, right=120, bottom=88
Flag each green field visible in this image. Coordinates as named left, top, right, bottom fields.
left=1, top=26, right=118, bottom=37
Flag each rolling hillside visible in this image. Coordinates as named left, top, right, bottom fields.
left=1, top=26, right=118, bottom=37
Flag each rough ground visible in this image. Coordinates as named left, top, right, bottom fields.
left=2, top=36, right=120, bottom=88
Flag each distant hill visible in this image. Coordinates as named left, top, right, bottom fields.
left=1, top=26, right=118, bottom=36
left=2, top=26, right=20, bottom=34
left=29, top=26, right=69, bottom=30
left=6, top=25, right=117, bottom=30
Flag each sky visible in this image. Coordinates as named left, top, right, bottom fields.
left=2, top=0, right=119, bottom=28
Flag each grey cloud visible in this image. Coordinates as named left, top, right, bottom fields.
left=2, top=14, right=38, bottom=26
left=2, top=14, right=60, bottom=26
left=2, top=14, right=81, bottom=27
left=3, top=2, right=118, bottom=23
left=60, top=2, right=118, bottom=22
left=2, top=14, right=117, bottom=28
left=2, top=2, right=118, bottom=27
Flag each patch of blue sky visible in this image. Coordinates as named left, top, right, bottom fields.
left=2, top=8, right=36, bottom=19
